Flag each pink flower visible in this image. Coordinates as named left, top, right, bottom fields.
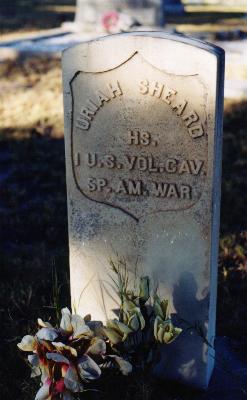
left=101, top=11, right=119, bottom=32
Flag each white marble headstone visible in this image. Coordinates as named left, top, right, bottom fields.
left=62, top=32, right=224, bottom=389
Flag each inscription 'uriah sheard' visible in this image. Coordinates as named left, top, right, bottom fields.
left=76, top=80, right=204, bottom=139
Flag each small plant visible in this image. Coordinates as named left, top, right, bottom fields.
left=103, top=259, right=182, bottom=374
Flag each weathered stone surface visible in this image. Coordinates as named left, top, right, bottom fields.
left=62, top=32, right=224, bottom=389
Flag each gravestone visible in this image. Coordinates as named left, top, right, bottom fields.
left=62, top=32, right=224, bottom=388
left=69, top=0, right=122, bottom=32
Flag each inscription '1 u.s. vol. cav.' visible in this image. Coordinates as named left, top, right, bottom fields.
left=71, top=53, right=208, bottom=220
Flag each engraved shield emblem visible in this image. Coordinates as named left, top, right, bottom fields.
left=70, top=52, right=208, bottom=221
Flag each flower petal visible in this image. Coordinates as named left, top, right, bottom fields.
left=51, top=342, right=77, bottom=357
left=55, top=379, right=65, bottom=394
left=109, top=356, right=132, bottom=376
left=35, top=383, right=51, bottom=400
left=31, top=366, right=41, bottom=378
left=64, top=366, right=83, bottom=393
left=61, top=308, right=71, bottom=315
left=107, top=319, right=132, bottom=335
left=83, top=314, right=91, bottom=322
left=60, top=308, right=72, bottom=332
left=46, top=353, right=70, bottom=364
left=139, top=276, right=150, bottom=303
left=163, top=331, right=173, bottom=344
left=165, top=327, right=182, bottom=344
left=77, top=355, right=101, bottom=381
left=154, top=316, right=158, bottom=340
left=36, top=328, right=58, bottom=341
left=28, top=354, right=40, bottom=367
left=71, top=315, right=91, bottom=339
left=157, top=326, right=165, bottom=343
left=87, top=321, right=103, bottom=337
left=128, top=314, right=140, bottom=331
left=88, top=338, right=106, bottom=355
left=17, top=335, right=36, bottom=352
left=38, top=318, right=53, bottom=328
left=161, top=299, right=169, bottom=320
left=40, top=365, right=50, bottom=383
left=103, top=328, right=122, bottom=345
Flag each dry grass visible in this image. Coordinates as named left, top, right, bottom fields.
left=0, top=56, right=63, bottom=139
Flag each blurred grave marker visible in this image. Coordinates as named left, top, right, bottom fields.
left=62, top=32, right=224, bottom=388
left=63, top=0, right=158, bottom=32
left=70, top=0, right=122, bottom=31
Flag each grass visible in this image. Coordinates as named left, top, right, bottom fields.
left=0, top=53, right=247, bottom=399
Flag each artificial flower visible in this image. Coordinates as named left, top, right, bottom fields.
left=122, top=298, right=145, bottom=331
left=154, top=316, right=182, bottom=344
left=153, top=295, right=169, bottom=320
left=103, top=319, right=132, bottom=345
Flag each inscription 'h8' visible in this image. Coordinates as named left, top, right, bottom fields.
left=127, top=130, right=152, bottom=146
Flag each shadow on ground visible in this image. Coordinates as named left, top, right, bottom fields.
left=0, top=130, right=70, bottom=399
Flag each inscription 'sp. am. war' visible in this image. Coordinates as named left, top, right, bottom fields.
left=87, top=178, right=192, bottom=200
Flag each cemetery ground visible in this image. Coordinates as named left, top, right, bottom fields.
left=1, top=53, right=247, bottom=400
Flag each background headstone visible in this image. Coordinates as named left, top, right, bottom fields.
left=67, top=0, right=158, bottom=31
left=66, top=0, right=123, bottom=32
left=62, top=32, right=224, bottom=389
